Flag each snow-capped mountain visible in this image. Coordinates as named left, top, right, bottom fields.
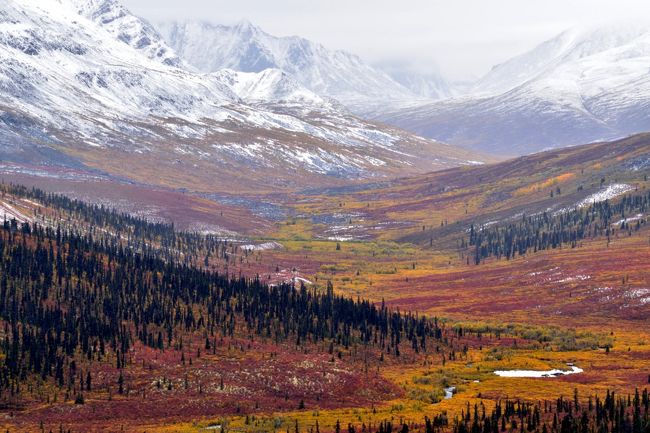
left=373, top=23, right=650, bottom=155
left=156, top=20, right=446, bottom=112
left=473, top=24, right=650, bottom=96
left=0, top=0, right=480, bottom=193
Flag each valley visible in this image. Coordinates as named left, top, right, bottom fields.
left=0, top=1, right=649, bottom=432
left=0, top=133, right=648, bottom=432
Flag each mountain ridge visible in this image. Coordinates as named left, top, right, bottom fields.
left=0, top=0, right=483, bottom=193
left=156, top=20, right=453, bottom=111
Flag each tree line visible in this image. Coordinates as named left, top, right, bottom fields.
left=467, top=191, right=649, bottom=264
left=331, top=388, right=649, bottom=433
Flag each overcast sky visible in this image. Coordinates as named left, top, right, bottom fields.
left=122, top=0, right=650, bottom=80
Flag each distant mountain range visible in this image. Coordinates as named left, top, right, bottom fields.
left=156, top=18, right=650, bottom=156
left=1, top=0, right=647, bottom=186
left=370, top=24, right=650, bottom=155
left=155, top=20, right=454, bottom=112
left=0, top=0, right=481, bottom=193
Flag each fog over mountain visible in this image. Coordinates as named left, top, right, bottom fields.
left=122, top=0, right=650, bottom=80
left=371, top=23, right=650, bottom=154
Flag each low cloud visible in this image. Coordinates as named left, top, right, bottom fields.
left=123, top=0, right=650, bottom=80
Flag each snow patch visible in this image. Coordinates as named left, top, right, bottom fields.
left=612, top=213, right=645, bottom=226
left=0, top=201, right=32, bottom=223
left=240, top=241, right=282, bottom=251
left=577, top=184, right=633, bottom=207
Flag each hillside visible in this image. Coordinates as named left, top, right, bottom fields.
left=299, top=133, right=650, bottom=243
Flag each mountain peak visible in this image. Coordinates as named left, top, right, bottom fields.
left=66, top=0, right=125, bottom=20
left=70, top=0, right=184, bottom=68
left=475, top=22, right=650, bottom=96
left=233, top=19, right=261, bottom=35
left=214, top=67, right=327, bottom=106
